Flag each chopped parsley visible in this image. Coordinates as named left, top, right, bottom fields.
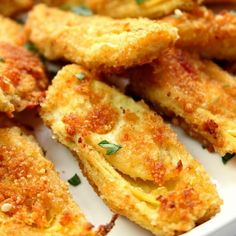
left=222, top=153, right=235, bottom=164
left=61, top=4, right=93, bottom=16
left=98, top=140, right=122, bottom=155
left=75, top=72, right=86, bottom=80
left=135, top=0, right=145, bottom=4
left=68, top=174, right=81, bottom=186
left=0, top=57, right=5, bottom=63
left=24, top=42, right=39, bottom=54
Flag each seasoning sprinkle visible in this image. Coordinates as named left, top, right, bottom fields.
left=222, top=153, right=235, bottom=164
left=68, top=173, right=81, bottom=186
left=75, top=72, right=86, bottom=80
left=98, top=140, right=122, bottom=155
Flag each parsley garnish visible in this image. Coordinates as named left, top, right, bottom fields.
left=135, top=0, right=145, bottom=4
left=68, top=174, right=81, bottom=186
left=222, top=153, right=235, bottom=164
left=24, top=42, right=39, bottom=54
left=61, top=4, right=93, bottom=16
left=0, top=57, right=5, bottom=63
left=75, top=72, right=86, bottom=80
left=98, top=140, right=122, bottom=155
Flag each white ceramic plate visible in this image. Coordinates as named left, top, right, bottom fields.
left=29, top=115, right=236, bottom=236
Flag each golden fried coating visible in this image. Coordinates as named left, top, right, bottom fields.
left=0, top=0, right=33, bottom=16
left=83, top=0, right=202, bottom=19
left=40, top=64, right=222, bottom=236
left=37, top=0, right=202, bottom=18
left=0, top=15, right=27, bottom=46
left=26, top=4, right=178, bottom=73
left=127, top=48, right=236, bottom=155
left=0, top=119, right=96, bottom=236
left=0, top=43, right=48, bottom=115
left=164, top=7, right=236, bottom=60
left=37, top=0, right=83, bottom=5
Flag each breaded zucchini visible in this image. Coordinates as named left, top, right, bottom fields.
left=37, top=0, right=83, bottom=5
left=127, top=48, right=236, bottom=155
left=0, top=15, right=27, bottom=46
left=26, top=4, right=178, bottom=73
left=0, top=0, right=33, bottom=16
left=0, top=118, right=96, bottom=236
left=83, top=0, right=202, bottom=19
left=0, top=42, right=48, bottom=115
left=164, top=7, right=236, bottom=60
left=37, top=0, right=202, bottom=19
left=40, top=64, right=222, bottom=236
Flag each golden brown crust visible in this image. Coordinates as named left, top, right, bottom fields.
left=26, top=4, right=178, bottom=73
left=0, top=42, right=48, bottom=114
left=0, top=119, right=96, bottom=236
left=0, top=0, right=33, bottom=16
left=127, top=47, right=236, bottom=155
left=164, top=7, right=236, bottom=60
left=0, top=15, right=27, bottom=46
left=84, top=0, right=203, bottom=19
left=37, top=0, right=202, bottom=18
left=40, top=64, right=222, bottom=236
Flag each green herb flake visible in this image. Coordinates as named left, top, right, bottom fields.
left=24, top=42, right=38, bottom=53
left=68, top=174, right=81, bottom=186
left=75, top=72, right=86, bottom=80
left=0, top=57, right=5, bottom=63
left=222, top=153, right=235, bottom=164
left=135, top=0, right=145, bottom=4
left=61, top=4, right=93, bottom=16
left=98, top=140, right=122, bottom=155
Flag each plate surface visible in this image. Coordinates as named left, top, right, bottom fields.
left=31, top=116, right=236, bottom=236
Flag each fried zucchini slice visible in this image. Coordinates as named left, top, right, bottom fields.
left=0, top=15, right=27, bottom=46
left=40, top=64, right=222, bottom=236
left=164, top=7, right=236, bottom=60
left=37, top=0, right=202, bottom=19
left=0, top=0, right=33, bottom=16
left=127, top=47, right=236, bottom=155
left=26, top=4, right=178, bottom=73
left=0, top=42, right=48, bottom=115
left=37, top=0, right=83, bottom=5
left=83, top=0, right=202, bottom=19
left=0, top=118, right=96, bottom=236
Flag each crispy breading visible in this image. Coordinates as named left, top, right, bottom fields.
left=40, top=64, right=222, bottom=236
left=0, top=15, right=27, bottom=46
left=127, top=47, right=236, bottom=155
left=0, top=118, right=96, bottom=236
left=0, top=0, right=33, bottom=16
left=37, top=0, right=83, bottom=5
left=83, top=0, right=202, bottom=19
left=37, top=0, right=202, bottom=19
left=164, top=7, right=236, bottom=60
left=26, top=4, right=178, bottom=73
left=0, top=42, right=48, bottom=115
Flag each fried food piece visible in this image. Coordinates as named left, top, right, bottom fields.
left=0, top=42, right=48, bottom=115
left=0, top=15, right=27, bottom=46
left=37, top=0, right=83, bottom=5
left=41, top=64, right=222, bottom=236
left=0, top=118, right=96, bottom=236
left=26, top=4, right=178, bottom=73
left=127, top=48, right=236, bottom=155
left=83, top=0, right=202, bottom=19
left=164, top=7, right=236, bottom=60
left=0, top=0, right=33, bottom=16
left=37, top=0, right=202, bottom=19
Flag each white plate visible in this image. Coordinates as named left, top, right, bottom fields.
left=29, top=115, right=236, bottom=236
